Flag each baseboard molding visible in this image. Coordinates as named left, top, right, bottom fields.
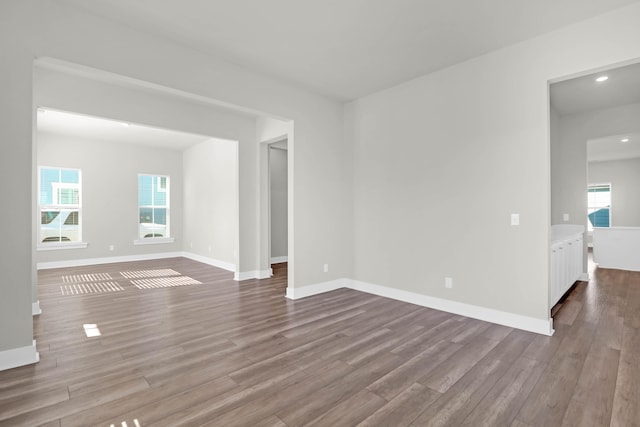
left=579, top=272, right=590, bottom=281
left=32, top=300, right=42, bottom=316
left=181, top=252, right=236, bottom=272
left=0, top=340, right=39, bottom=372
left=271, top=256, right=288, bottom=264
left=37, top=252, right=184, bottom=270
left=234, top=268, right=273, bottom=281
left=284, top=278, right=553, bottom=336
left=285, top=279, right=346, bottom=300
left=346, top=279, right=553, bottom=336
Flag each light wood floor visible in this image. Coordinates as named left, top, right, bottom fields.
left=0, top=257, right=638, bottom=426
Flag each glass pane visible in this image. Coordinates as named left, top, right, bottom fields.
left=139, top=207, right=153, bottom=224
left=153, top=208, right=167, bottom=225
left=40, top=209, right=79, bottom=242
left=154, top=189, right=167, bottom=206
left=60, top=169, right=79, bottom=184
left=40, top=168, right=59, bottom=205
left=59, top=187, right=79, bottom=205
left=138, top=175, right=153, bottom=205
left=41, top=210, right=59, bottom=225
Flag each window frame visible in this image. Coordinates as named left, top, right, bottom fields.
left=135, top=173, right=174, bottom=245
left=587, top=183, right=612, bottom=232
left=37, top=166, right=87, bottom=250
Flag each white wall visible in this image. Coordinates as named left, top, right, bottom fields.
left=346, top=3, right=640, bottom=326
left=589, top=158, right=640, bottom=227
left=183, top=140, right=238, bottom=267
left=0, top=0, right=350, bottom=366
left=0, top=3, right=34, bottom=357
left=549, top=105, right=563, bottom=224
left=36, top=133, right=184, bottom=264
left=270, top=147, right=288, bottom=259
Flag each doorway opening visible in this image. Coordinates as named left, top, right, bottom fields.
left=549, top=58, right=640, bottom=315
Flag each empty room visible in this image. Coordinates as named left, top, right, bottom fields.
left=2, top=1, right=640, bottom=426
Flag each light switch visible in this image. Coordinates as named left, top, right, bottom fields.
left=511, top=213, right=520, bottom=226
left=563, top=213, right=569, bottom=221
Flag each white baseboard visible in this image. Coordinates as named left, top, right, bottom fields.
left=346, top=279, right=553, bottom=336
left=0, top=340, right=39, bottom=372
left=285, top=278, right=553, bottom=336
left=579, top=273, right=590, bottom=281
left=37, top=252, right=184, bottom=270
left=32, top=300, right=42, bottom=316
left=181, top=252, right=236, bottom=272
left=271, top=256, right=288, bottom=264
left=285, top=279, right=346, bottom=300
left=234, top=268, right=273, bottom=281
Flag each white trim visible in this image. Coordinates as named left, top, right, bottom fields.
left=0, top=340, right=39, bottom=372
left=133, top=237, right=175, bottom=245
left=37, top=241, right=88, bottom=251
left=32, top=301, right=42, bottom=316
left=234, top=269, right=273, bottom=281
left=271, top=256, right=288, bottom=264
left=285, top=279, right=346, bottom=300
left=579, top=273, right=590, bottom=281
left=181, top=252, right=235, bottom=272
left=284, top=278, right=553, bottom=336
left=346, top=279, right=553, bottom=336
left=37, top=251, right=183, bottom=270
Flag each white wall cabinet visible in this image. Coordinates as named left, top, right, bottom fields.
left=550, top=225, right=584, bottom=308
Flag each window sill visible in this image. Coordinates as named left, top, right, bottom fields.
left=133, top=237, right=175, bottom=245
left=37, top=242, right=88, bottom=251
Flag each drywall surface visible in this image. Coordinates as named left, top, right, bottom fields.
left=0, top=5, right=34, bottom=353
left=589, top=157, right=640, bottom=227
left=1, top=0, right=350, bottom=361
left=346, top=2, right=640, bottom=321
left=270, top=147, right=288, bottom=259
left=36, top=133, right=184, bottom=263
left=183, top=140, right=238, bottom=266
left=549, top=105, right=564, bottom=225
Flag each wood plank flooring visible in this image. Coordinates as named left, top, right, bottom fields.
left=0, top=257, right=638, bottom=426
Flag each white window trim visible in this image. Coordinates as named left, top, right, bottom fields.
left=37, top=241, right=88, bottom=251
left=133, top=237, right=175, bottom=245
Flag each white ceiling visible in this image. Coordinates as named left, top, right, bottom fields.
left=588, top=132, right=640, bottom=162
left=551, top=61, right=640, bottom=116
left=60, top=0, right=640, bottom=101
left=551, top=61, right=640, bottom=162
left=37, top=109, right=214, bottom=150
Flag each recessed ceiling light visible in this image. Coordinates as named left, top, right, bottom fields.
left=621, top=138, right=630, bottom=142
left=121, top=122, right=130, bottom=127
left=595, top=76, right=609, bottom=82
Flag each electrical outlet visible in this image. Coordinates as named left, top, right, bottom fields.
left=109, top=245, right=114, bottom=251
left=511, top=213, right=520, bottom=226
left=445, top=277, right=453, bottom=289
left=323, top=264, right=329, bottom=273
left=563, top=213, right=569, bottom=221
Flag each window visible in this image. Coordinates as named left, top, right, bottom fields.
left=587, top=183, right=611, bottom=231
left=138, top=174, right=170, bottom=239
left=38, top=167, right=82, bottom=244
